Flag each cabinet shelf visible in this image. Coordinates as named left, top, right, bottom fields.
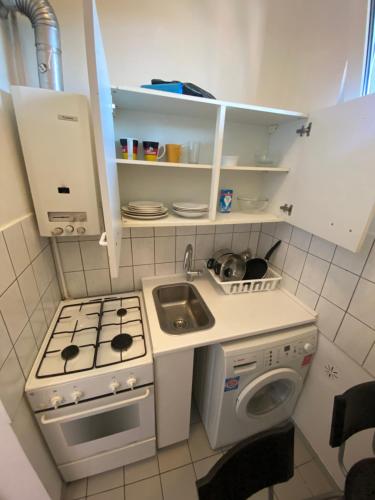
left=121, top=211, right=281, bottom=228
left=220, top=165, right=289, bottom=172
left=116, top=159, right=212, bottom=169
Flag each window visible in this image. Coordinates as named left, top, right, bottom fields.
left=363, top=0, right=375, bottom=95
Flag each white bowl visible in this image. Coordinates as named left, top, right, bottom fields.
left=221, top=155, right=239, bottom=167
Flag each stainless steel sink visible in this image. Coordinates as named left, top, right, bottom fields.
left=152, top=283, right=215, bottom=334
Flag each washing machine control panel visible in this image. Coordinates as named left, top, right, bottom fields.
left=264, top=336, right=316, bottom=368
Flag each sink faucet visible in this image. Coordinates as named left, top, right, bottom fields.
left=183, top=244, right=202, bottom=282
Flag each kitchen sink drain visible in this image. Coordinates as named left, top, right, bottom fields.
left=173, top=318, right=188, bottom=329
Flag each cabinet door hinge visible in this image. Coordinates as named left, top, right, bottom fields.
left=296, top=122, right=312, bottom=137
left=280, top=203, right=293, bottom=216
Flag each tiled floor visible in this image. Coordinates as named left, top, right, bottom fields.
left=64, top=407, right=338, bottom=500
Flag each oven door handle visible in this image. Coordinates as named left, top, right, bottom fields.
left=40, top=388, right=151, bottom=425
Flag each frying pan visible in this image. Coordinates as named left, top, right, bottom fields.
left=243, top=240, right=281, bottom=280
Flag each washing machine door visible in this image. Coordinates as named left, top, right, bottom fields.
left=235, top=368, right=303, bottom=422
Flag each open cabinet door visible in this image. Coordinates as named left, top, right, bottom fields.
left=270, top=94, right=375, bottom=252
left=83, top=0, right=121, bottom=278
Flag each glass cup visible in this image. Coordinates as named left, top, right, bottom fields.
left=188, top=141, right=200, bottom=164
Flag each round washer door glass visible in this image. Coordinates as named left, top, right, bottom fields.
left=235, top=368, right=303, bottom=422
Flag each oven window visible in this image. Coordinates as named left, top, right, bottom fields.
left=61, top=405, right=140, bottom=446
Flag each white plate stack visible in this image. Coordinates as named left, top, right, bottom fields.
left=172, top=202, right=209, bottom=219
left=121, top=201, right=168, bottom=220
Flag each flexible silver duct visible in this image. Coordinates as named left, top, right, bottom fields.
left=0, top=0, right=63, bottom=90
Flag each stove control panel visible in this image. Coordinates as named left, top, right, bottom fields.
left=50, top=394, right=64, bottom=409
left=71, top=390, right=83, bottom=404
left=109, top=380, right=121, bottom=394
left=127, top=376, right=137, bottom=389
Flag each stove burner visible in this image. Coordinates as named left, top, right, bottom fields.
left=111, top=333, right=133, bottom=352
left=117, top=308, right=128, bottom=317
left=61, top=344, right=79, bottom=361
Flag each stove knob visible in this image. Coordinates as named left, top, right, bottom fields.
left=51, top=227, right=63, bottom=236
left=77, top=226, right=86, bottom=235
left=109, top=380, right=121, bottom=394
left=50, top=395, right=63, bottom=409
left=71, top=390, right=83, bottom=404
left=65, top=225, right=74, bottom=234
left=303, top=343, right=313, bottom=353
left=127, top=376, right=137, bottom=389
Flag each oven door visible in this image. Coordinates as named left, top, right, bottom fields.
left=36, top=385, right=155, bottom=464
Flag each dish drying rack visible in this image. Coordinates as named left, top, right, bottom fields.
left=207, top=267, right=282, bottom=295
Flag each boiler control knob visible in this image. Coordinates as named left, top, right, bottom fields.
left=77, top=226, right=86, bottom=235
left=50, top=395, right=63, bottom=409
left=303, top=343, right=313, bottom=353
left=65, top=225, right=74, bottom=234
left=51, top=227, right=64, bottom=236
left=126, top=376, right=137, bottom=389
left=71, top=390, right=83, bottom=404
left=109, top=380, right=121, bottom=394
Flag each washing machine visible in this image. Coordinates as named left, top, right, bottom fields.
left=194, top=324, right=317, bottom=449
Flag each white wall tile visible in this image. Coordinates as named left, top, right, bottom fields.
left=134, top=265, right=155, bottom=290
left=248, top=232, right=260, bottom=256
left=309, top=235, right=335, bottom=261
left=18, top=265, right=40, bottom=316
left=296, top=284, right=319, bottom=309
left=281, top=273, right=298, bottom=294
left=194, top=259, right=206, bottom=271
left=21, top=215, right=47, bottom=261
left=231, top=232, right=250, bottom=254
left=29, top=302, right=48, bottom=347
left=256, top=232, right=273, bottom=258
left=155, top=237, right=175, bottom=263
left=195, top=234, right=214, bottom=260
left=214, top=233, right=232, bottom=252
left=65, top=271, right=87, bottom=299
left=300, top=254, right=329, bottom=293
left=131, top=227, right=154, bottom=238
left=41, top=283, right=56, bottom=324
left=333, top=234, right=373, bottom=275
left=252, top=223, right=261, bottom=231
left=315, top=297, right=345, bottom=341
left=290, top=227, right=312, bottom=251
left=0, top=281, right=28, bottom=343
left=215, top=225, right=233, bottom=234
left=362, top=242, right=375, bottom=283
left=119, top=238, right=133, bottom=267
left=261, top=222, right=276, bottom=236
left=274, top=222, right=292, bottom=243
left=156, top=263, right=175, bottom=276
left=234, top=224, right=251, bottom=233
left=85, top=269, right=111, bottom=296
left=0, top=233, right=15, bottom=295
left=14, top=322, right=37, bottom=378
left=3, top=222, right=30, bottom=276
left=80, top=240, right=108, bottom=270
left=335, top=314, right=375, bottom=364
left=58, top=242, right=82, bottom=272
left=32, top=246, right=53, bottom=295
left=155, top=226, right=175, bottom=236
left=176, top=226, right=196, bottom=235
left=176, top=235, right=196, bottom=261
left=283, top=245, right=307, bottom=281
left=111, top=267, right=134, bottom=293
left=363, top=344, right=375, bottom=376
left=269, top=240, right=288, bottom=270
left=0, top=349, right=25, bottom=419
left=0, top=314, right=12, bottom=367
left=349, top=278, right=375, bottom=329
left=196, top=225, right=215, bottom=235
left=132, top=237, right=155, bottom=265
left=321, top=264, right=359, bottom=310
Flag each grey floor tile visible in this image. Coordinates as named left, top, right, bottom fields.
left=193, top=453, right=222, bottom=480
left=64, top=478, right=87, bottom=500
left=161, top=464, right=198, bottom=500
left=87, top=486, right=124, bottom=500
left=294, top=432, right=313, bottom=467
left=125, top=475, right=163, bottom=500
left=188, top=422, right=217, bottom=462
left=158, top=440, right=191, bottom=473
left=246, top=488, right=271, bottom=499
left=274, top=469, right=312, bottom=500
left=87, top=467, right=123, bottom=496
left=125, top=455, right=159, bottom=484
left=298, top=460, right=333, bottom=496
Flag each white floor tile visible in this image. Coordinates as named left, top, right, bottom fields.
left=87, top=486, right=124, bottom=500
left=87, top=467, right=123, bottom=496
left=294, top=433, right=312, bottom=467
left=274, top=468, right=312, bottom=500
left=161, top=464, right=198, bottom=500
left=298, top=460, right=333, bottom=495
left=158, top=441, right=191, bottom=473
left=246, top=488, right=270, bottom=500
left=188, top=422, right=217, bottom=462
left=125, top=475, right=163, bottom=500
left=64, top=478, right=87, bottom=500
left=193, top=453, right=222, bottom=480
left=125, top=455, right=159, bottom=484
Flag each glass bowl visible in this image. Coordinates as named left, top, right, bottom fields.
left=237, top=196, right=269, bottom=213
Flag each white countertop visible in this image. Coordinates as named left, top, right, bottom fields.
left=142, top=272, right=317, bottom=357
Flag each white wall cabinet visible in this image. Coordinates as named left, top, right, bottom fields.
left=84, top=0, right=375, bottom=278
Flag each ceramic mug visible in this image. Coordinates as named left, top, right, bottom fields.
left=120, top=138, right=138, bottom=160
left=143, top=141, right=165, bottom=161
left=166, top=144, right=181, bottom=163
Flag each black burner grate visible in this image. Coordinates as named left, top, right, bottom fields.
left=36, top=295, right=146, bottom=378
